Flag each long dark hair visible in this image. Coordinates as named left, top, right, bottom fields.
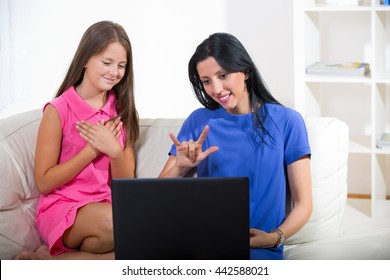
left=188, top=32, right=281, bottom=141
left=56, top=21, right=139, bottom=145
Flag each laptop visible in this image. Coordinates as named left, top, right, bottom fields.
left=111, top=177, right=249, bottom=260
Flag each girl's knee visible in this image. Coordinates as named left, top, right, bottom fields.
left=100, top=205, right=114, bottom=234
left=74, top=203, right=114, bottom=252
left=97, top=205, right=114, bottom=246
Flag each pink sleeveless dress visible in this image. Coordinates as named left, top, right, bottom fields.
left=35, top=86, right=125, bottom=255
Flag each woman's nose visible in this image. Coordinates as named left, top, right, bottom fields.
left=212, top=80, right=223, bottom=95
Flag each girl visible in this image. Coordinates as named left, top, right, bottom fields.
left=15, top=21, right=138, bottom=260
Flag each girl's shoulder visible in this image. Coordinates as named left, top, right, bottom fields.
left=45, top=87, right=75, bottom=110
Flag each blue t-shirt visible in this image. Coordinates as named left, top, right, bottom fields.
left=169, top=103, right=311, bottom=259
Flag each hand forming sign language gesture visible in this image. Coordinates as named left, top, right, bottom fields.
left=159, top=125, right=219, bottom=178
left=169, top=125, right=219, bottom=169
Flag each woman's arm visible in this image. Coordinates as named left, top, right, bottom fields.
left=250, top=155, right=312, bottom=248
left=279, top=155, right=312, bottom=240
left=34, top=105, right=100, bottom=195
left=159, top=155, right=192, bottom=178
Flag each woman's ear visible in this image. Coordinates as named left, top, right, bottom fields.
left=244, top=70, right=249, bottom=80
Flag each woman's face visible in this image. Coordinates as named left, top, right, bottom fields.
left=197, top=56, right=250, bottom=115
left=83, top=41, right=127, bottom=94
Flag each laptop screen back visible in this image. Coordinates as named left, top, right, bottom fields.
left=111, top=177, right=249, bottom=260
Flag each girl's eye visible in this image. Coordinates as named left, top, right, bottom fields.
left=201, top=79, right=210, bottom=85
left=118, top=64, right=126, bottom=69
left=102, top=61, right=110, bottom=65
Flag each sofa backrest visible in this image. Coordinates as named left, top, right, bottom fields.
left=135, top=117, right=349, bottom=245
left=135, top=118, right=184, bottom=178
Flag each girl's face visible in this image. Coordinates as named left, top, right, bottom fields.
left=197, top=56, right=250, bottom=115
left=83, top=41, right=127, bottom=94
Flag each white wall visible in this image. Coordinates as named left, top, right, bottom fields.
left=0, top=0, right=293, bottom=119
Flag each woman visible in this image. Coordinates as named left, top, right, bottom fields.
left=159, top=32, right=312, bottom=259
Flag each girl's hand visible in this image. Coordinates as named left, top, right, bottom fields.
left=76, top=118, right=123, bottom=159
left=102, top=117, right=123, bottom=138
left=169, top=125, right=219, bottom=169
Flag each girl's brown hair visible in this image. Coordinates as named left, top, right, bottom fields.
left=56, top=21, right=139, bottom=145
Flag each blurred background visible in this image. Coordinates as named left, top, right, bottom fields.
left=0, top=0, right=293, bottom=119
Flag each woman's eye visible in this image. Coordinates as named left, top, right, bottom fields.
left=118, top=64, right=126, bottom=69
left=102, top=61, right=110, bottom=65
left=219, top=73, right=229, bottom=79
left=201, top=79, right=210, bottom=85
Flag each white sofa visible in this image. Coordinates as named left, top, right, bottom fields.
left=1, top=109, right=389, bottom=260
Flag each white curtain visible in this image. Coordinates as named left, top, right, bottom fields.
left=0, top=0, right=11, bottom=113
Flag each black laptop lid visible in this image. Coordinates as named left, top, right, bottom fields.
left=111, top=177, right=249, bottom=260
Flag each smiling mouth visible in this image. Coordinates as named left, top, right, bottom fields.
left=104, top=77, right=116, bottom=83
left=218, top=93, right=231, bottom=103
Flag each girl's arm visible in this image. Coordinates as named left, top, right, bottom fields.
left=109, top=144, right=135, bottom=178
left=34, top=105, right=100, bottom=195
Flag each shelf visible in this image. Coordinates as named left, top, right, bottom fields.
left=375, top=5, right=390, bottom=11
left=372, top=199, right=390, bottom=219
left=350, top=135, right=372, bottom=153
left=295, top=0, right=390, bottom=218
left=304, top=4, right=372, bottom=12
left=375, top=148, right=390, bottom=155
left=348, top=153, right=371, bottom=198
left=305, top=74, right=371, bottom=83
left=347, top=198, right=371, bottom=217
left=347, top=198, right=390, bottom=220
left=375, top=70, right=390, bottom=83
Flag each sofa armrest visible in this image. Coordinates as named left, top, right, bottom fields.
left=287, top=117, right=349, bottom=245
left=0, top=109, right=43, bottom=259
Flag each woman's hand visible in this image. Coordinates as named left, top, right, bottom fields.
left=249, top=228, right=279, bottom=249
left=169, top=125, right=219, bottom=169
left=76, top=118, right=123, bottom=159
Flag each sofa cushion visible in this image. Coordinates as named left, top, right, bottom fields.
left=135, top=118, right=184, bottom=178
left=286, top=117, right=349, bottom=245
left=284, top=227, right=390, bottom=259
left=0, top=109, right=43, bottom=259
